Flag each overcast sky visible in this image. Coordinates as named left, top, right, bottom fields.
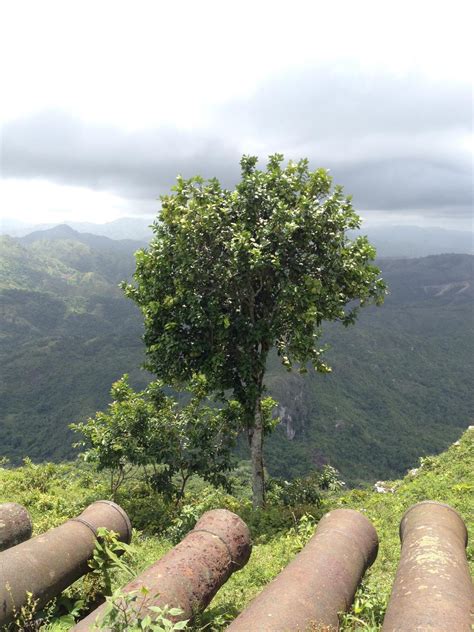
left=0, top=0, right=472, bottom=230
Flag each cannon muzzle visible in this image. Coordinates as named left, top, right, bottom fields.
left=0, top=503, right=32, bottom=551
left=73, top=508, right=251, bottom=630
left=227, top=508, right=378, bottom=631
left=0, top=500, right=131, bottom=626
left=382, top=501, right=473, bottom=631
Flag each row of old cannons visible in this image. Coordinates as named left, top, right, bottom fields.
left=0, top=500, right=472, bottom=630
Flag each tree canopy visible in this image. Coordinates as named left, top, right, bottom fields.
left=125, top=154, right=386, bottom=507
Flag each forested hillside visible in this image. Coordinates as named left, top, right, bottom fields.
left=0, top=229, right=150, bottom=461
left=1, top=228, right=472, bottom=484
left=265, top=254, right=474, bottom=483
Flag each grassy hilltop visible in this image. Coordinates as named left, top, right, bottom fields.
left=1, top=427, right=472, bottom=630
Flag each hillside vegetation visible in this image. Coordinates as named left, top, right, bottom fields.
left=0, top=230, right=151, bottom=462
left=264, top=253, right=474, bottom=483
left=0, top=427, right=472, bottom=630
left=2, top=227, right=472, bottom=484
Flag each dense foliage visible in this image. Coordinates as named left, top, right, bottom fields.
left=125, top=155, right=385, bottom=505
left=72, top=375, right=241, bottom=500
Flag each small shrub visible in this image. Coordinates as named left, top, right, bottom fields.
left=17, top=459, right=61, bottom=493
left=285, top=513, right=317, bottom=552
left=93, top=586, right=188, bottom=631
left=266, top=465, right=345, bottom=507
left=87, top=527, right=135, bottom=597
left=166, top=488, right=245, bottom=544
left=110, top=477, right=177, bottom=534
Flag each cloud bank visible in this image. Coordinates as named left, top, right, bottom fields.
left=2, top=65, right=472, bottom=224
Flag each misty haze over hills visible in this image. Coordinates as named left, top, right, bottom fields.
left=1, top=217, right=154, bottom=242
left=2, top=217, right=473, bottom=258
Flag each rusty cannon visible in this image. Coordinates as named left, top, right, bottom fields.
left=382, top=501, right=473, bottom=631
left=0, top=503, right=32, bottom=552
left=0, top=500, right=131, bottom=626
left=73, top=508, right=251, bottom=630
left=227, top=508, right=378, bottom=632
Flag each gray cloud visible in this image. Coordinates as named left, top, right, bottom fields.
left=217, top=67, right=472, bottom=216
left=1, top=65, right=472, bottom=221
left=225, top=67, right=471, bottom=140
left=330, top=157, right=471, bottom=214
left=1, top=111, right=241, bottom=199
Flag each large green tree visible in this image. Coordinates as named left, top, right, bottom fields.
left=125, top=155, right=386, bottom=507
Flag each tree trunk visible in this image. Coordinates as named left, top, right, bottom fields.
left=249, top=395, right=265, bottom=509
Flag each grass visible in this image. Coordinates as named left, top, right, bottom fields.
left=0, top=427, right=472, bottom=630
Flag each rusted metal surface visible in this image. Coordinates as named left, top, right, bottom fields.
left=382, top=501, right=473, bottom=631
left=0, top=500, right=131, bottom=626
left=227, top=508, right=378, bottom=632
left=73, top=508, right=251, bottom=630
left=0, top=503, right=32, bottom=551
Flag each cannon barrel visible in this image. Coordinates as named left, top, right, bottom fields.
left=73, top=508, right=251, bottom=630
left=382, top=501, right=473, bottom=631
left=0, top=500, right=131, bottom=626
left=0, top=503, right=32, bottom=551
left=227, top=508, right=378, bottom=632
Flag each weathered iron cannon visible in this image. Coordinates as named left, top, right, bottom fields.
left=382, top=501, right=473, bottom=631
left=227, top=508, right=378, bottom=631
left=0, top=503, right=32, bottom=551
left=0, top=500, right=131, bottom=626
left=73, top=508, right=251, bottom=630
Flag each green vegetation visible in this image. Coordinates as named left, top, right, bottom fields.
left=1, top=184, right=471, bottom=629
left=72, top=375, right=241, bottom=500
left=0, top=428, right=471, bottom=630
left=125, top=155, right=385, bottom=506
left=0, top=232, right=151, bottom=464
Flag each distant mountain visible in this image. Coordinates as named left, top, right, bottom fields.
left=1, top=217, right=154, bottom=241
left=1, top=227, right=473, bottom=483
left=20, top=223, right=146, bottom=253
left=0, top=232, right=150, bottom=463
left=1, top=226, right=144, bottom=295
left=263, top=254, right=473, bottom=483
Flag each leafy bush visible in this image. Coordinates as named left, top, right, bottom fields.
left=165, top=487, right=246, bottom=544
left=94, top=587, right=188, bottom=632
left=266, top=465, right=345, bottom=507
left=72, top=375, right=241, bottom=500
left=115, top=485, right=175, bottom=534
